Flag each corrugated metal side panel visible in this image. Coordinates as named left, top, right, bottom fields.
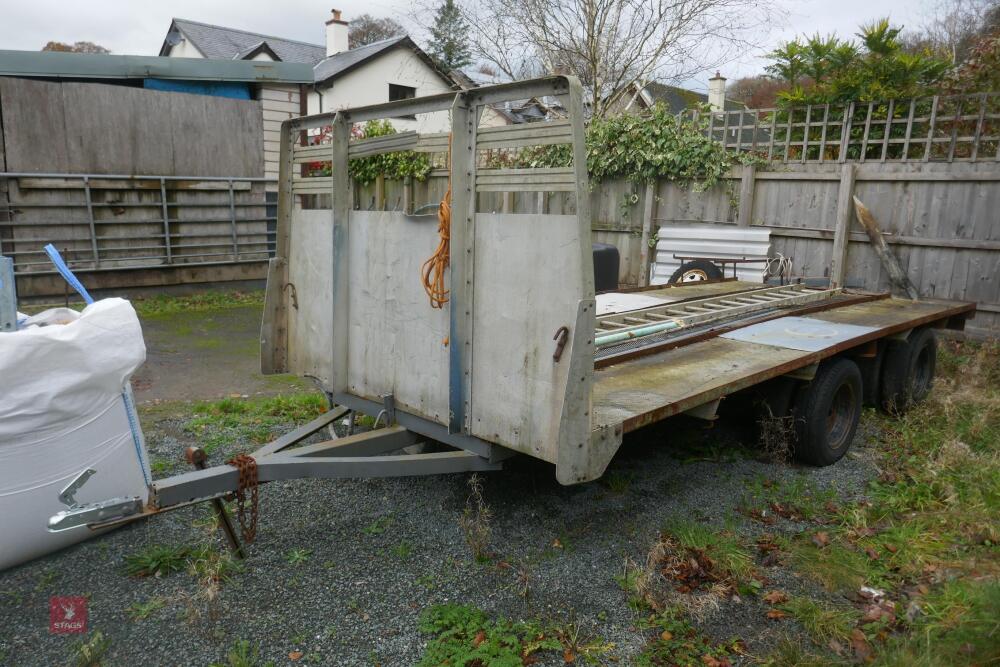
left=651, top=224, right=771, bottom=284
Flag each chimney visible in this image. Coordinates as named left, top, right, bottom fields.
left=325, top=9, right=349, bottom=56
left=707, top=71, right=726, bottom=111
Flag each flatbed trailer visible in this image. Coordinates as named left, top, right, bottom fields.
left=49, top=77, right=975, bottom=545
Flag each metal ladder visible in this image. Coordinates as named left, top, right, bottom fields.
left=595, top=284, right=842, bottom=348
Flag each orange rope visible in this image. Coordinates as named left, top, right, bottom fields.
left=421, top=136, right=452, bottom=309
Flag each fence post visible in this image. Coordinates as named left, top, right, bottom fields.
left=829, top=163, right=857, bottom=288
left=83, top=176, right=99, bottom=267
left=923, top=96, right=939, bottom=162
left=736, top=164, right=756, bottom=227
left=159, top=178, right=172, bottom=264
left=403, top=175, right=413, bottom=214
left=971, top=93, right=987, bottom=162
left=638, top=182, right=657, bottom=287
left=0, top=255, right=15, bottom=332
left=839, top=102, right=855, bottom=162
left=228, top=179, right=239, bottom=260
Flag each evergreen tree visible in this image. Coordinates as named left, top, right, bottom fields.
left=426, top=0, right=472, bottom=72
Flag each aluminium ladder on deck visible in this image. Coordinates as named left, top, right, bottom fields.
left=594, top=284, right=842, bottom=348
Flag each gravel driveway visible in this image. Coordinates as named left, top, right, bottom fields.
left=0, top=408, right=877, bottom=666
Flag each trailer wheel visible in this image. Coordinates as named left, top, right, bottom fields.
left=879, top=328, right=936, bottom=415
left=669, top=259, right=723, bottom=283
left=792, top=358, right=863, bottom=466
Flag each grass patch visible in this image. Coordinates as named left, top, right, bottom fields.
left=635, top=609, right=742, bottom=667
left=210, top=639, right=274, bottom=667
left=184, top=392, right=326, bottom=454
left=664, top=519, right=755, bottom=585
left=787, top=539, right=878, bottom=594
left=132, top=290, right=265, bottom=318
left=740, top=474, right=838, bottom=524
left=124, top=544, right=193, bottom=577
left=780, top=595, right=860, bottom=646
left=361, top=515, right=393, bottom=536
left=874, top=580, right=1000, bottom=666
left=127, top=596, right=166, bottom=621
left=767, top=340, right=1000, bottom=664
left=763, top=637, right=836, bottom=667
left=285, top=549, right=312, bottom=566
left=124, top=543, right=241, bottom=581
left=603, top=471, right=633, bottom=494
left=417, top=604, right=560, bottom=666
left=69, top=631, right=110, bottom=667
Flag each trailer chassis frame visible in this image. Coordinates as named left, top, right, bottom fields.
left=47, top=400, right=505, bottom=538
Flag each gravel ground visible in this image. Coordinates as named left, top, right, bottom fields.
left=0, top=405, right=881, bottom=667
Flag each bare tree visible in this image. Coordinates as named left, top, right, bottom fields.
left=727, top=75, right=788, bottom=108
left=907, top=0, right=1000, bottom=62
left=349, top=14, right=405, bottom=49
left=432, top=0, right=776, bottom=117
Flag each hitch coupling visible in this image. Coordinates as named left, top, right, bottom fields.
left=47, top=468, right=144, bottom=532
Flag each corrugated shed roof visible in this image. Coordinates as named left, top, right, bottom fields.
left=167, top=18, right=326, bottom=64
left=0, top=49, right=314, bottom=83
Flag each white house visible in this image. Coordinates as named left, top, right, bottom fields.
left=159, top=11, right=458, bottom=180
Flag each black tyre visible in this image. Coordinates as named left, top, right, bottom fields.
left=669, top=259, right=724, bottom=283
left=879, top=328, right=936, bottom=415
left=792, top=358, right=863, bottom=466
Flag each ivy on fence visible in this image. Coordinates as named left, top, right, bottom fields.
left=487, top=103, right=762, bottom=190
left=305, top=120, right=432, bottom=185
left=306, top=105, right=764, bottom=190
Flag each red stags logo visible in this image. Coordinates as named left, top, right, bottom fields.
left=50, top=596, right=87, bottom=634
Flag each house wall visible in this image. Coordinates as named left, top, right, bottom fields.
left=164, top=39, right=205, bottom=59
left=306, top=48, right=452, bottom=133
left=260, top=84, right=301, bottom=182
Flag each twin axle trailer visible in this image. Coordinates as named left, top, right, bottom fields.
left=49, top=77, right=975, bottom=546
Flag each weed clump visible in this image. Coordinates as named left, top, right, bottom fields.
left=629, top=520, right=757, bottom=621
left=417, top=604, right=559, bottom=667
left=69, top=631, right=110, bottom=667
left=458, top=474, right=493, bottom=563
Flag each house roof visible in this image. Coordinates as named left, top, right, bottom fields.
left=640, top=81, right=745, bottom=114
left=161, top=18, right=326, bottom=64
left=0, top=49, right=313, bottom=83
left=312, top=35, right=455, bottom=88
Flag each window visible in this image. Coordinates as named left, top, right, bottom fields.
left=389, top=84, right=416, bottom=119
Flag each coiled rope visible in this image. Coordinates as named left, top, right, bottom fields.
left=421, top=136, right=452, bottom=309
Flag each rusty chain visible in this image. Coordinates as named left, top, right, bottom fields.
left=226, top=454, right=258, bottom=544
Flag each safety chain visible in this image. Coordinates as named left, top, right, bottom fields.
left=226, top=454, right=259, bottom=544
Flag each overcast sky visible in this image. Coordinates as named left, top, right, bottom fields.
left=0, top=0, right=930, bottom=92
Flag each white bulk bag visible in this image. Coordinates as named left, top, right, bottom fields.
left=0, top=298, right=150, bottom=571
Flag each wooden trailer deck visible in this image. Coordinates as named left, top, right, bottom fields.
left=593, top=290, right=974, bottom=433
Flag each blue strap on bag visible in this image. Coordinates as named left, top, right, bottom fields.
left=44, top=244, right=94, bottom=305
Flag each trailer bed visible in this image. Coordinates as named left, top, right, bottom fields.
left=593, top=290, right=973, bottom=432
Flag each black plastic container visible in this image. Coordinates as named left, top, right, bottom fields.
left=592, top=243, right=620, bottom=292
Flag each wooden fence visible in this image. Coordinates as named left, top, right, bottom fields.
left=340, top=156, right=999, bottom=338
left=689, top=93, right=1000, bottom=163
left=0, top=76, right=272, bottom=296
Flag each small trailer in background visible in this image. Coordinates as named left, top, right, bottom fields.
left=48, top=77, right=975, bottom=546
